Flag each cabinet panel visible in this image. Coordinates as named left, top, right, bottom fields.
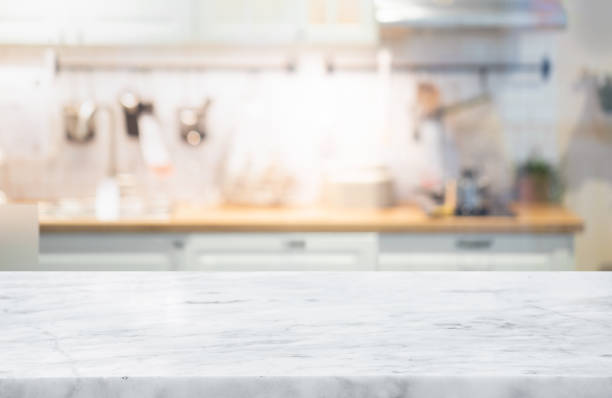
left=0, top=0, right=57, bottom=44
left=0, top=0, right=376, bottom=45
left=378, top=253, right=554, bottom=271
left=0, top=0, right=192, bottom=45
left=37, top=253, right=171, bottom=270
left=36, top=233, right=181, bottom=270
left=303, top=0, right=377, bottom=44
left=192, top=253, right=359, bottom=270
left=378, top=233, right=574, bottom=271
left=183, top=233, right=377, bottom=271
left=64, top=0, right=192, bottom=45
left=380, top=233, right=573, bottom=253
left=34, top=231, right=575, bottom=271
left=196, top=0, right=301, bottom=44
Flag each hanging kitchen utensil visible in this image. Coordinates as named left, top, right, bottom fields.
left=64, top=101, right=97, bottom=143
left=413, top=71, right=491, bottom=144
left=119, top=92, right=171, bottom=175
left=413, top=82, right=441, bottom=141
left=119, top=92, right=154, bottom=138
left=178, top=98, right=212, bottom=147
left=424, top=71, right=492, bottom=120
left=597, top=77, right=612, bottom=114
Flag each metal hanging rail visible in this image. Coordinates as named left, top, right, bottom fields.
left=54, top=59, right=297, bottom=73
left=51, top=50, right=552, bottom=81
left=327, top=57, right=552, bottom=80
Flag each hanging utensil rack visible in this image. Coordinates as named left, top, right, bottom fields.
left=50, top=51, right=552, bottom=81
left=54, top=58, right=297, bottom=73
left=326, top=57, right=552, bottom=81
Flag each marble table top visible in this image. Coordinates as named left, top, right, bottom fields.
left=1, top=272, right=611, bottom=398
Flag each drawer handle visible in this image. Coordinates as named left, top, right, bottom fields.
left=285, top=240, right=306, bottom=250
left=455, top=239, right=493, bottom=250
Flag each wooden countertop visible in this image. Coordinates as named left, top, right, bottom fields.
left=39, top=203, right=584, bottom=234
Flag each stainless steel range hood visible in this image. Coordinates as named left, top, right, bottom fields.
left=375, top=0, right=567, bottom=30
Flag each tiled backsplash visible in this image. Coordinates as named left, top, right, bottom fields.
left=0, top=33, right=560, bottom=204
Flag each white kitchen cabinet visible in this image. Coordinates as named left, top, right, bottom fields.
left=303, top=0, right=377, bottom=44
left=0, top=0, right=192, bottom=46
left=182, top=233, right=378, bottom=271
left=195, top=0, right=302, bottom=44
left=194, top=0, right=376, bottom=45
left=60, top=0, right=192, bottom=46
left=378, top=233, right=574, bottom=271
left=34, top=231, right=574, bottom=271
left=0, top=0, right=376, bottom=46
left=35, top=232, right=378, bottom=271
left=33, top=233, right=184, bottom=271
left=0, top=0, right=57, bottom=44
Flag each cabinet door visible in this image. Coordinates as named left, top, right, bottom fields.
left=64, top=0, right=192, bottom=45
left=378, top=233, right=574, bottom=271
left=0, top=0, right=377, bottom=46
left=183, top=233, right=377, bottom=271
left=34, top=233, right=181, bottom=271
left=37, top=252, right=173, bottom=271
left=196, top=0, right=301, bottom=44
left=303, top=0, right=377, bottom=44
left=0, top=0, right=57, bottom=44
left=0, top=0, right=192, bottom=45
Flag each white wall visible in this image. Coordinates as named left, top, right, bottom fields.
left=0, top=37, right=557, bottom=201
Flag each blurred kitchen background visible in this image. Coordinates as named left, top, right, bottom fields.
left=0, top=0, right=610, bottom=271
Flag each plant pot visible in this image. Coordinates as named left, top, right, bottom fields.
left=517, top=174, right=551, bottom=203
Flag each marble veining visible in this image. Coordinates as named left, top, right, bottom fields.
left=0, top=272, right=611, bottom=397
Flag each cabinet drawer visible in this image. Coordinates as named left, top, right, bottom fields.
left=380, top=233, right=572, bottom=254
left=183, top=233, right=377, bottom=271
left=378, top=233, right=574, bottom=271
left=378, top=253, right=553, bottom=271
left=37, top=233, right=180, bottom=270
left=37, top=253, right=172, bottom=271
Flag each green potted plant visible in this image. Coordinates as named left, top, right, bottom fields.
left=516, top=158, right=561, bottom=203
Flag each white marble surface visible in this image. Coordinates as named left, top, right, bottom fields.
left=1, top=272, right=612, bottom=397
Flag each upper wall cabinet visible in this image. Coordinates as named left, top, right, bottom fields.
left=0, top=0, right=57, bottom=44
left=62, top=0, right=193, bottom=46
left=196, top=0, right=377, bottom=45
left=195, top=0, right=302, bottom=44
left=303, top=0, right=377, bottom=45
left=0, top=0, right=192, bottom=45
left=0, top=0, right=377, bottom=46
